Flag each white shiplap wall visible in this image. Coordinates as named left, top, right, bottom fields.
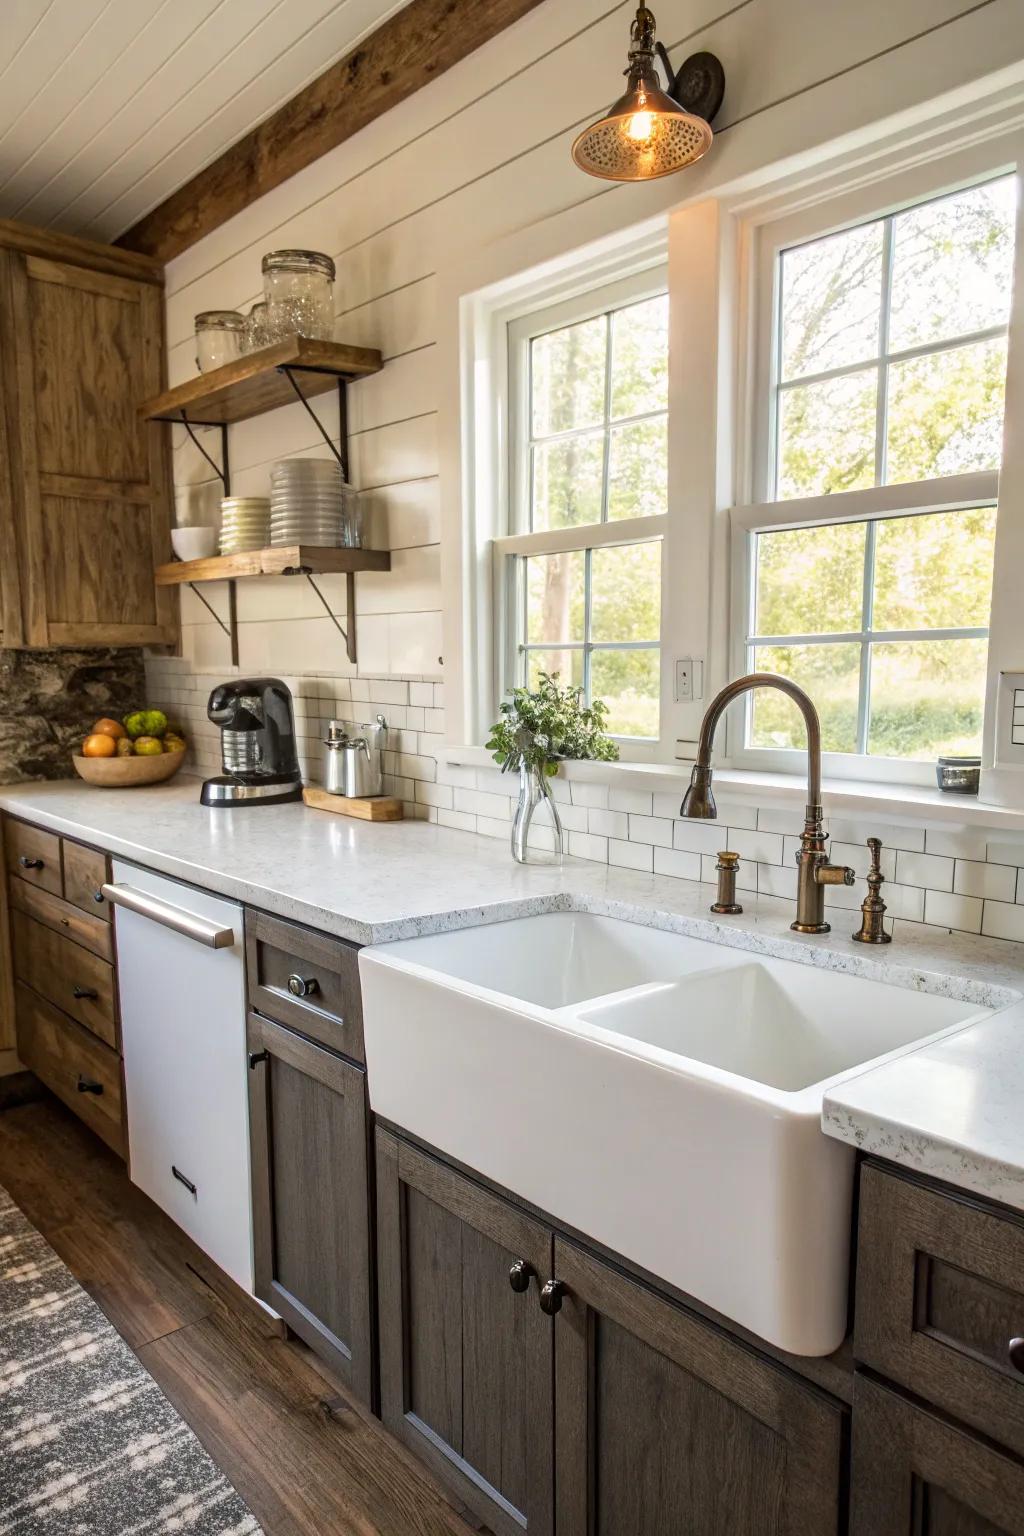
left=149, top=0, right=1024, bottom=930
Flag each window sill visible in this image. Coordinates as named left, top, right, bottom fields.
left=442, top=745, right=1024, bottom=831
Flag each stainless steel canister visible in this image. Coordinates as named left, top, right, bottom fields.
left=322, top=715, right=388, bottom=797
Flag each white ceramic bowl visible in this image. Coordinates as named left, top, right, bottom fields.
left=171, top=525, right=218, bottom=561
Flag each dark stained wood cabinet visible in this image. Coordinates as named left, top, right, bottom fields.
left=0, top=221, right=175, bottom=648
left=851, top=1374, right=1024, bottom=1535
left=376, top=1130, right=554, bottom=1536
left=247, top=1011, right=374, bottom=1406
left=377, top=1129, right=846, bottom=1536
left=553, top=1237, right=846, bottom=1535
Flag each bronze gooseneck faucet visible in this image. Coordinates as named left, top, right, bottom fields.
left=680, top=673, right=855, bottom=933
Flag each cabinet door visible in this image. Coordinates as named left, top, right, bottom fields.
left=248, top=1013, right=373, bottom=1405
left=0, top=247, right=175, bottom=648
left=553, top=1238, right=845, bottom=1536
left=376, top=1131, right=554, bottom=1536
left=852, top=1374, right=1024, bottom=1535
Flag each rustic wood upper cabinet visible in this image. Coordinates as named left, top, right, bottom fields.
left=0, top=222, right=175, bottom=648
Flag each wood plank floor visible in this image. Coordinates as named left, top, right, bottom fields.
left=0, top=1093, right=487, bottom=1536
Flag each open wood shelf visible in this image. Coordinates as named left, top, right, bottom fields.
left=155, top=545, right=391, bottom=586
left=140, top=336, right=383, bottom=426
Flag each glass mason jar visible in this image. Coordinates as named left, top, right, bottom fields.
left=194, top=310, right=245, bottom=372
left=261, top=249, right=335, bottom=341
left=243, top=301, right=272, bottom=353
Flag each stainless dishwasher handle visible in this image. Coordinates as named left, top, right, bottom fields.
left=100, top=883, right=236, bottom=949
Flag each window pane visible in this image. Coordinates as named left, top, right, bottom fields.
left=780, top=222, right=883, bottom=381
left=526, top=551, right=585, bottom=644
left=867, top=638, right=987, bottom=759
left=608, top=418, right=668, bottom=519
left=526, top=649, right=584, bottom=692
left=777, top=368, right=877, bottom=498
left=532, top=433, right=604, bottom=530
left=749, top=644, right=861, bottom=753
left=872, top=508, right=996, bottom=631
left=591, top=542, right=661, bottom=642
left=889, top=178, right=1016, bottom=352
left=754, top=522, right=866, bottom=636
left=531, top=316, right=606, bottom=437
left=610, top=295, right=668, bottom=419
left=592, top=648, right=659, bottom=738
left=886, top=337, right=1007, bottom=483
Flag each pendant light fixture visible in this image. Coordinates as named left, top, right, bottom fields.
left=572, top=6, right=725, bottom=183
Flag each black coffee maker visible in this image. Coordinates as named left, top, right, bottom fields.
left=201, top=678, right=303, bottom=807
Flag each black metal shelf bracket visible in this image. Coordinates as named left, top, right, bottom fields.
left=278, top=367, right=349, bottom=482
left=184, top=576, right=239, bottom=668
left=174, top=411, right=231, bottom=495
left=286, top=569, right=357, bottom=665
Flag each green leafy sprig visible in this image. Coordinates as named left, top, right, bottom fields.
left=486, top=672, right=619, bottom=777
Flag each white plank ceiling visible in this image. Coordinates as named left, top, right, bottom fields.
left=0, top=0, right=411, bottom=243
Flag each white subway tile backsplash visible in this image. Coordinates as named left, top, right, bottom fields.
left=653, top=847, right=701, bottom=882
left=987, top=839, right=1024, bottom=866
left=895, top=850, right=954, bottom=892
left=414, top=780, right=454, bottom=810
left=729, top=828, right=785, bottom=865
left=437, top=807, right=477, bottom=832
left=569, top=783, right=609, bottom=810
left=982, top=900, right=1024, bottom=943
left=757, top=863, right=797, bottom=900
left=589, top=809, right=630, bottom=839
left=924, top=890, right=983, bottom=934
left=825, top=817, right=925, bottom=853
left=569, top=831, right=609, bottom=863
left=609, top=839, right=654, bottom=872
left=953, top=858, right=1016, bottom=902
left=924, top=827, right=991, bottom=860
left=672, top=821, right=724, bottom=856
left=609, top=789, right=654, bottom=815
left=628, top=815, right=673, bottom=847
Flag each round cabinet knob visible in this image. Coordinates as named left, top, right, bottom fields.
left=539, top=1279, right=566, bottom=1316
left=287, top=973, right=319, bottom=998
left=1009, top=1337, right=1024, bottom=1373
left=509, top=1259, right=535, bottom=1293
left=18, top=856, right=43, bottom=870
left=92, top=889, right=105, bottom=904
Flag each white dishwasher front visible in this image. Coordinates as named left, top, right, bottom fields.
left=109, top=859, right=254, bottom=1293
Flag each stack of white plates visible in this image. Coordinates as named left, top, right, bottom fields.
left=270, top=459, right=351, bottom=547
left=219, top=497, right=270, bottom=554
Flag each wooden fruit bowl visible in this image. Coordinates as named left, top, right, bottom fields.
left=71, top=749, right=187, bottom=787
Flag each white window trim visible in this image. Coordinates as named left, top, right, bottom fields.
left=723, top=140, right=1022, bottom=788
left=495, top=268, right=668, bottom=756
left=728, top=471, right=999, bottom=787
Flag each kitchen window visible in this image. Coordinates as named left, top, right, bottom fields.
left=732, top=173, right=1016, bottom=782
left=495, top=273, right=668, bottom=743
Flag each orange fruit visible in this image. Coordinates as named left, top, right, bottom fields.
left=92, top=717, right=126, bottom=740
left=82, top=733, right=117, bottom=758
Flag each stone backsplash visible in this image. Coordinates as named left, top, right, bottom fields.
left=0, top=648, right=146, bottom=783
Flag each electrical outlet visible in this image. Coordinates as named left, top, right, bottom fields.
left=675, top=658, right=704, bottom=702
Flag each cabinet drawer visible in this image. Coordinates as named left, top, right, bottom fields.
left=12, top=910, right=117, bottom=1049
left=245, top=909, right=364, bottom=1063
left=4, top=819, right=61, bottom=896
left=63, top=840, right=110, bottom=921
left=855, top=1163, right=1024, bottom=1458
left=15, top=982, right=123, bottom=1157
left=9, top=878, right=113, bottom=962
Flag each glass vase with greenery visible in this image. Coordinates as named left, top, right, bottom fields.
left=486, top=672, right=619, bottom=863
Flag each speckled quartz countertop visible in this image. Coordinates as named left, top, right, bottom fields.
left=3, top=776, right=1024, bottom=1210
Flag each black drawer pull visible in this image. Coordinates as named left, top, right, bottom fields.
left=509, top=1258, right=535, bottom=1293
left=539, top=1279, right=566, bottom=1316
left=76, top=1075, right=103, bottom=1095
left=172, top=1166, right=197, bottom=1197
left=1009, top=1337, right=1024, bottom=1373
left=92, top=889, right=105, bottom=904
left=18, top=856, right=44, bottom=870
left=287, top=973, right=319, bottom=998
left=72, top=985, right=98, bottom=1001
left=248, top=1050, right=269, bottom=1070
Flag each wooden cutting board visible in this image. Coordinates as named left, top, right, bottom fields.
left=302, top=786, right=404, bottom=821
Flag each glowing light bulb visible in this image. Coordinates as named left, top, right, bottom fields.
left=626, top=109, right=655, bottom=142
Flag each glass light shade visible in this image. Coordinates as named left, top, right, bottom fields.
left=572, top=74, right=713, bottom=181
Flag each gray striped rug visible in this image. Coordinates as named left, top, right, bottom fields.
left=0, top=1184, right=262, bottom=1535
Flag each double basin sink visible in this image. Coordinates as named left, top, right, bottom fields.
left=359, top=911, right=999, bottom=1356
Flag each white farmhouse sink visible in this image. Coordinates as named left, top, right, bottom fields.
left=358, top=912, right=996, bottom=1356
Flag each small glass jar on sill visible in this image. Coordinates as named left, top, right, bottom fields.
left=194, top=310, right=245, bottom=372
left=261, top=249, right=335, bottom=342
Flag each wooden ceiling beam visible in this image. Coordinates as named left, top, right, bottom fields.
left=117, top=0, right=548, bottom=265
